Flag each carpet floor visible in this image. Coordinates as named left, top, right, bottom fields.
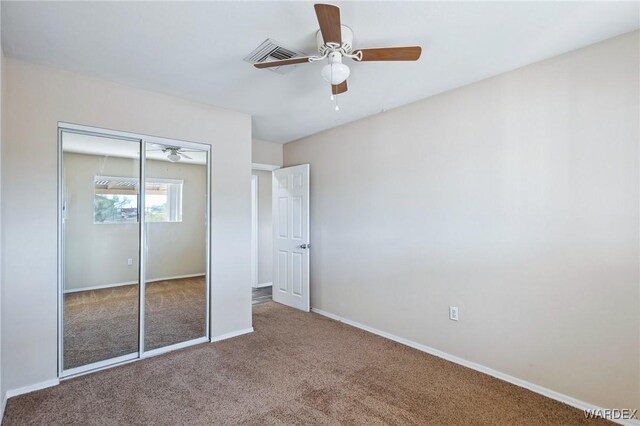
left=4, top=302, right=604, bottom=425
left=64, top=277, right=206, bottom=369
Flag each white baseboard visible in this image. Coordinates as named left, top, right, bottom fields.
left=255, top=282, right=272, bottom=288
left=5, top=378, right=60, bottom=400
left=211, top=327, right=254, bottom=343
left=64, top=273, right=206, bottom=293
left=311, top=307, right=639, bottom=426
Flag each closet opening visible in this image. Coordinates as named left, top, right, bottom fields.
left=58, top=123, right=211, bottom=378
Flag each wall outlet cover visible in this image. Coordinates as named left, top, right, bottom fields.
left=449, top=306, right=459, bottom=321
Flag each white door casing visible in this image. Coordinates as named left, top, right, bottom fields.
left=251, top=175, right=258, bottom=288
left=272, top=164, right=310, bottom=312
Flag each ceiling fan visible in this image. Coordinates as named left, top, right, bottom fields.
left=254, top=3, right=422, bottom=100
left=147, top=144, right=198, bottom=162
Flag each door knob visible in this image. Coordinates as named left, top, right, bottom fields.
left=299, top=243, right=310, bottom=249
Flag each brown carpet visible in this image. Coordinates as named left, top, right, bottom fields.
left=5, top=302, right=604, bottom=425
left=64, top=277, right=206, bottom=369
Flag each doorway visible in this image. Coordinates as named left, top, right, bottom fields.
left=250, top=164, right=310, bottom=311
left=251, top=168, right=274, bottom=305
left=58, top=123, right=211, bottom=377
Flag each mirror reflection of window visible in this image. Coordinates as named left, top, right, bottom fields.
left=93, top=176, right=183, bottom=224
left=145, top=180, right=183, bottom=222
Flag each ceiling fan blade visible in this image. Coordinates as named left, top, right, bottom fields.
left=314, top=4, right=341, bottom=45
left=332, top=80, right=348, bottom=95
left=254, top=57, right=313, bottom=69
left=180, top=153, right=193, bottom=159
left=353, top=46, right=422, bottom=62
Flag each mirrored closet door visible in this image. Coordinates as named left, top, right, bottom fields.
left=61, top=130, right=142, bottom=373
left=59, top=124, right=210, bottom=377
left=143, top=142, right=209, bottom=353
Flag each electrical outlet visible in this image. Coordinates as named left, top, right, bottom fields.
left=449, top=306, right=459, bottom=321
left=127, top=258, right=133, bottom=266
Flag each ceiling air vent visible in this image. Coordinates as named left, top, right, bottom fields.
left=244, top=39, right=308, bottom=75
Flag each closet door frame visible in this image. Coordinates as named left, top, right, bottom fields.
left=57, top=122, right=211, bottom=379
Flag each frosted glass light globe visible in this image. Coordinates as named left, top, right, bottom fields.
left=321, top=62, right=350, bottom=85
left=167, top=152, right=181, bottom=162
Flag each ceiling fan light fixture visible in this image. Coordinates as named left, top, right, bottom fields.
left=321, top=62, right=350, bottom=85
left=254, top=4, right=423, bottom=105
left=167, top=151, right=181, bottom=162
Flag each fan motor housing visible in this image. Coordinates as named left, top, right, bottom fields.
left=316, top=25, right=354, bottom=55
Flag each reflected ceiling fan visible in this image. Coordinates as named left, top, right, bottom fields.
left=147, top=144, right=199, bottom=162
left=254, top=3, right=422, bottom=103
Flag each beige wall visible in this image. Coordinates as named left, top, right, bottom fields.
left=2, top=58, right=252, bottom=392
left=252, top=138, right=282, bottom=166
left=284, top=31, right=640, bottom=410
left=252, top=169, right=272, bottom=285
left=63, top=153, right=206, bottom=291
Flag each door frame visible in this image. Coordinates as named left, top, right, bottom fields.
left=251, top=164, right=280, bottom=290
left=251, top=175, right=258, bottom=288
left=57, top=122, right=212, bottom=379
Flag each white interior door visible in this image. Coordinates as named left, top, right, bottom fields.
left=272, top=164, right=310, bottom=311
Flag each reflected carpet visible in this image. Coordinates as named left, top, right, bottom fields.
left=64, top=276, right=206, bottom=369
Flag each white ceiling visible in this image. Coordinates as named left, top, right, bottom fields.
left=3, top=2, right=639, bottom=143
